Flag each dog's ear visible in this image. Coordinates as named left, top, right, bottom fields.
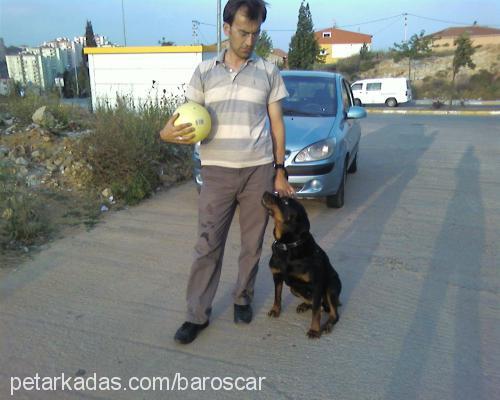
left=300, top=211, right=310, bottom=232
left=294, top=201, right=310, bottom=232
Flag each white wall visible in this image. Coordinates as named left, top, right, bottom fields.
left=332, top=43, right=371, bottom=59
left=86, top=47, right=208, bottom=110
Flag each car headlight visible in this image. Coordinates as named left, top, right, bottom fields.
left=294, top=139, right=335, bottom=162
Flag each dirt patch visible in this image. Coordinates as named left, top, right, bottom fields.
left=360, top=44, right=500, bottom=84
left=0, top=110, right=191, bottom=272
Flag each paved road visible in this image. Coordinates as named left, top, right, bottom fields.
left=1, top=115, right=499, bottom=399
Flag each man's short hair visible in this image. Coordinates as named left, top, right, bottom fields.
left=223, top=0, right=268, bottom=24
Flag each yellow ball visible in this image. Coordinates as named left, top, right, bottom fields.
left=174, top=102, right=211, bottom=143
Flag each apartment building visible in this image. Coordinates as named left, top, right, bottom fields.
left=6, top=35, right=98, bottom=91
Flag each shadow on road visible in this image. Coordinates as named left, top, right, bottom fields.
left=385, top=146, right=486, bottom=400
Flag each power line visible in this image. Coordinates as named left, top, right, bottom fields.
left=406, top=13, right=472, bottom=26
left=196, top=13, right=499, bottom=36
left=371, top=17, right=404, bottom=36
left=338, top=14, right=403, bottom=28
left=265, top=14, right=403, bottom=32
left=407, top=13, right=500, bottom=28
left=197, top=20, right=216, bottom=27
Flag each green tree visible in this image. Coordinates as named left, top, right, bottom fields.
left=450, top=33, right=476, bottom=104
left=77, top=65, right=90, bottom=97
left=288, top=1, right=323, bottom=70
left=81, top=20, right=96, bottom=98
left=158, top=37, right=175, bottom=46
left=85, top=20, right=97, bottom=47
left=358, top=42, right=375, bottom=72
left=359, top=43, right=370, bottom=60
left=391, top=30, right=432, bottom=81
left=255, top=30, right=273, bottom=59
left=62, top=70, right=74, bottom=98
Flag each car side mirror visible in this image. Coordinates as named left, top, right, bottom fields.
left=346, top=106, right=367, bottom=119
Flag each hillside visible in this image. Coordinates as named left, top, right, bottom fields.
left=359, top=44, right=500, bottom=83
left=348, top=44, right=499, bottom=100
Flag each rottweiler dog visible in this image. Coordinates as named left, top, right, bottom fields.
left=262, top=191, right=342, bottom=338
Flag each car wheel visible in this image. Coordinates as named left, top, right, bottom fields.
left=385, top=98, right=398, bottom=107
left=326, top=160, right=347, bottom=208
left=354, top=98, right=362, bottom=106
left=348, top=154, right=357, bottom=174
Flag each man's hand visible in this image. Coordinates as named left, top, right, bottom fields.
left=274, top=169, right=295, bottom=198
left=159, top=113, right=196, bottom=144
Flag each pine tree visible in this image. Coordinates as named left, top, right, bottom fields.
left=85, top=20, right=97, bottom=47
left=288, top=2, right=323, bottom=70
left=255, top=30, right=273, bottom=59
left=81, top=20, right=95, bottom=99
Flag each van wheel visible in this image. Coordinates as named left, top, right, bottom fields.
left=348, top=154, right=357, bottom=174
left=385, top=98, right=398, bottom=107
left=354, top=98, right=362, bottom=106
left=326, top=160, right=347, bottom=208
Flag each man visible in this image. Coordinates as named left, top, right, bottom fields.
left=160, top=0, right=295, bottom=344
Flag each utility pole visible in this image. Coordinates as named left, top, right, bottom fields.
left=72, top=48, right=79, bottom=97
left=217, top=0, right=222, bottom=53
left=403, top=13, right=408, bottom=42
left=192, top=20, right=200, bottom=45
left=122, top=0, right=128, bottom=46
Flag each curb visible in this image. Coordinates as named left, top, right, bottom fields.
left=365, top=108, right=500, bottom=116
left=414, top=100, right=500, bottom=106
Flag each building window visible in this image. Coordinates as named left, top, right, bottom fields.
left=323, top=32, right=331, bottom=38
left=320, top=49, right=328, bottom=56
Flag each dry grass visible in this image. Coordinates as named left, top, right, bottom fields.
left=1, top=92, right=194, bottom=268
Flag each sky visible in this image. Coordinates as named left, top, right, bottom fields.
left=1, top=0, right=499, bottom=51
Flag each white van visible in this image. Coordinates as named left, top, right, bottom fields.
left=351, top=78, right=412, bottom=107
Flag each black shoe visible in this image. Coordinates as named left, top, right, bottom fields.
left=234, top=304, right=253, bottom=324
left=174, top=321, right=209, bottom=344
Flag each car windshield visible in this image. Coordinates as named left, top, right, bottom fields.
left=282, top=75, right=337, bottom=117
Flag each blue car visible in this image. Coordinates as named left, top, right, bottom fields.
left=193, top=70, right=366, bottom=208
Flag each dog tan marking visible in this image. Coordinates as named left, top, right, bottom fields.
left=291, top=272, right=311, bottom=283
left=268, top=279, right=283, bottom=318
left=296, top=302, right=312, bottom=313
left=321, top=291, right=339, bottom=334
left=270, top=266, right=281, bottom=275
left=308, top=308, right=322, bottom=338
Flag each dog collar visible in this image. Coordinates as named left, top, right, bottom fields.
left=272, top=237, right=309, bottom=251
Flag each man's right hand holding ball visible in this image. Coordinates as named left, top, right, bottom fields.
left=159, top=113, right=196, bottom=145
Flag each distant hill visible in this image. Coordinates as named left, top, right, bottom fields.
left=359, top=44, right=500, bottom=83
left=317, top=44, right=500, bottom=99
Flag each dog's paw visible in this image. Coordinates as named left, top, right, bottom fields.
left=267, top=307, right=281, bottom=318
left=321, top=322, right=334, bottom=334
left=307, top=329, right=321, bottom=339
left=296, top=302, right=312, bottom=313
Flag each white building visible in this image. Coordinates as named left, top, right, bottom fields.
left=74, top=34, right=111, bottom=47
left=6, top=50, right=47, bottom=90
left=6, top=38, right=86, bottom=91
left=84, top=45, right=216, bottom=110
left=43, top=37, right=83, bottom=68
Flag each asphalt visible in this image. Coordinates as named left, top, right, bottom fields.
left=1, top=114, right=499, bottom=399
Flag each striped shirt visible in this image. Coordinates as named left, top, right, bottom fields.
left=185, top=49, right=288, bottom=168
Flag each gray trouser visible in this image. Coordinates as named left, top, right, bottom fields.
left=186, top=163, right=274, bottom=324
